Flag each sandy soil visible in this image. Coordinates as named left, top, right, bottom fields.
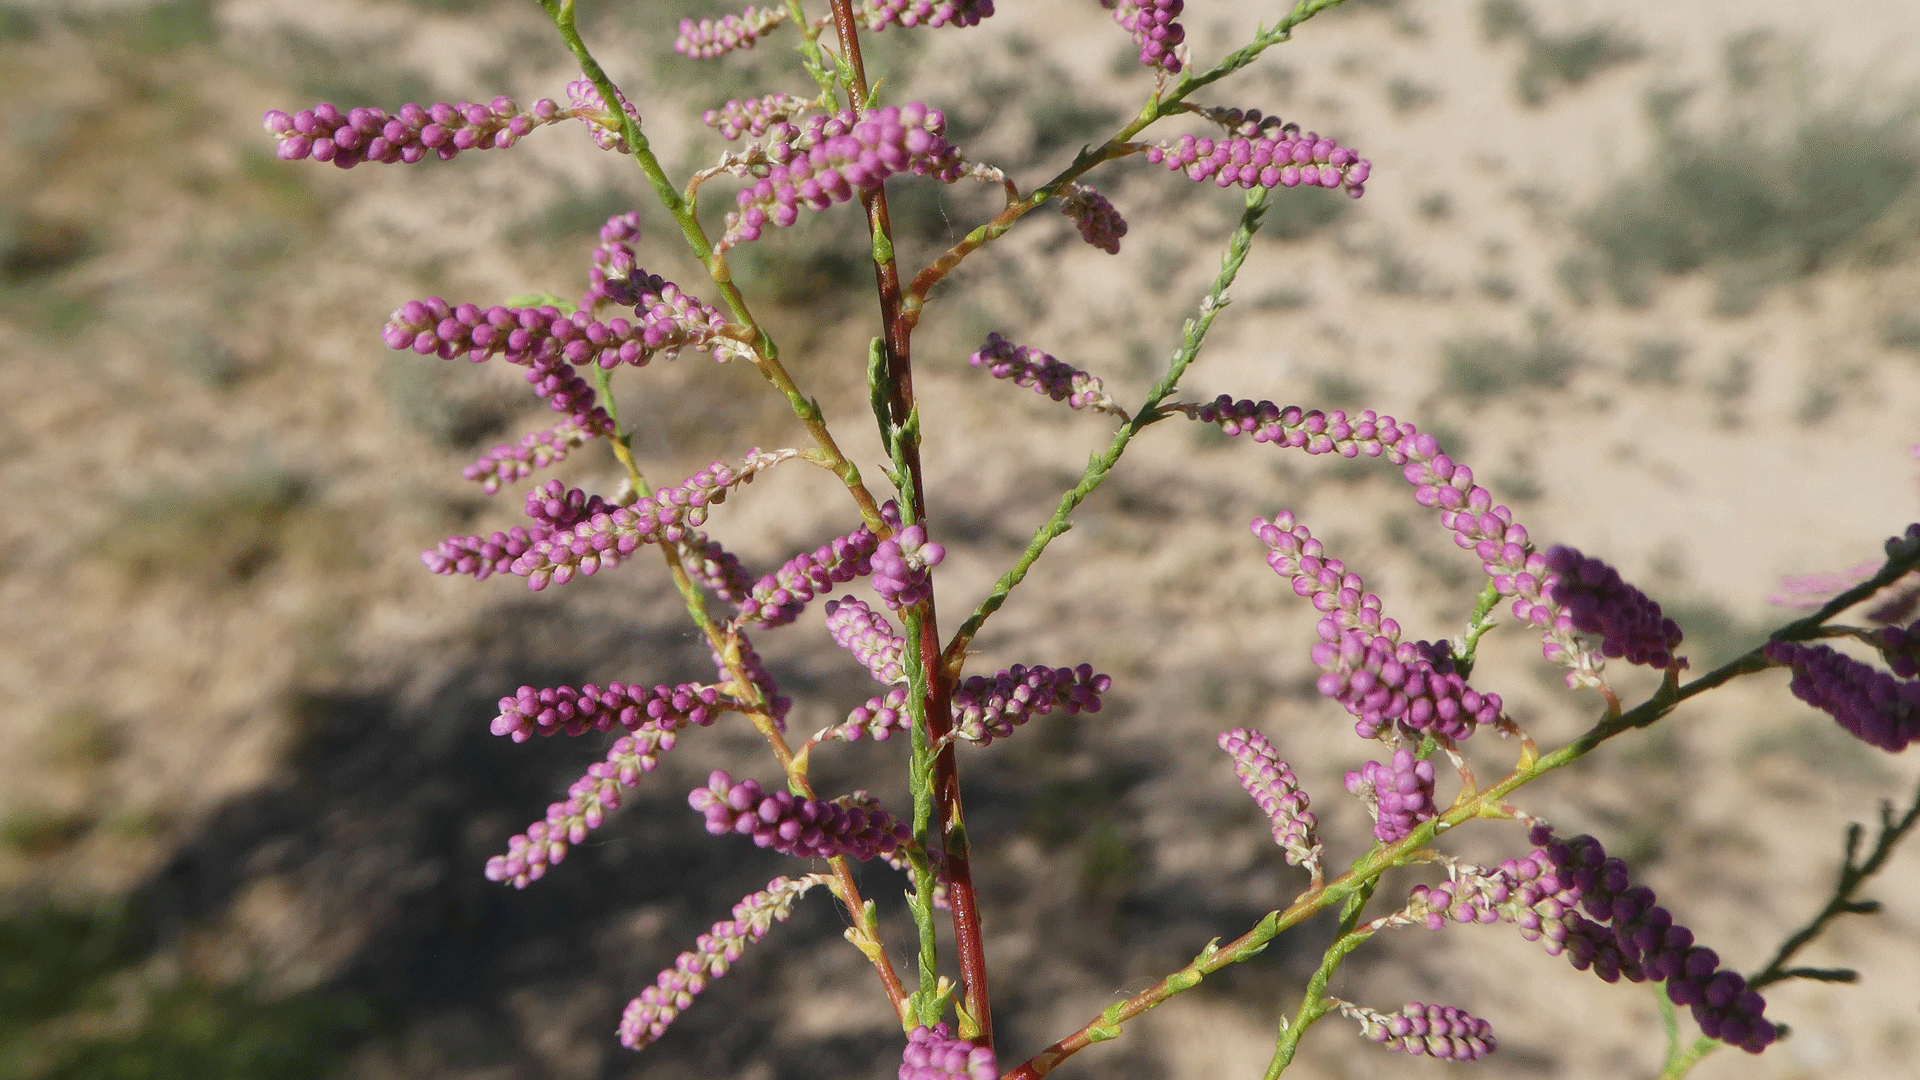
left=4, top=1, right=1920, bottom=1078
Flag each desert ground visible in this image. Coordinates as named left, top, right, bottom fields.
left=4, top=1, right=1920, bottom=1078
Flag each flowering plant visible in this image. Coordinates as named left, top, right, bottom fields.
left=259, top=1, right=1920, bottom=1077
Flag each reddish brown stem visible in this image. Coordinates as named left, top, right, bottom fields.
left=828, top=0, right=993, bottom=1046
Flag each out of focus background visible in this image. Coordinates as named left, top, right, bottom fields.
left=5, top=1, right=1920, bottom=1077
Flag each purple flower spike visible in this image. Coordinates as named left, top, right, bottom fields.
left=968, top=333, right=1125, bottom=416
left=704, top=92, right=818, bottom=140
left=1101, top=0, right=1186, bottom=74
left=830, top=685, right=914, bottom=742
left=618, top=874, right=828, bottom=1050
left=688, top=771, right=910, bottom=860
left=720, top=103, right=964, bottom=248
left=1218, top=728, right=1321, bottom=872
left=262, top=95, right=558, bottom=169
left=1764, top=641, right=1920, bottom=752
left=490, top=679, right=728, bottom=743
left=463, top=420, right=602, bottom=494
left=424, top=479, right=618, bottom=580
left=1544, top=546, right=1684, bottom=668
left=1338, top=1000, right=1497, bottom=1061
left=738, top=518, right=883, bottom=627
left=898, top=1023, right=997, bottom=1080
left=1145, top=128, right=1369, bottom=197
left=860, top=0, right=995, bottom=31
left=1346, top=749, right=1437, bottom=843
left=871, top=523, right=946, bottom=609
left=950, top=663, right=1112, bottom=745
left=825, top=597, right=909, bottom=684
left=485, top=724, right=696, bottom=888
left=1875, top=619, right=1920, bottom=678
left=510, top=450, right=796, bottom=590
left=676, top=6, right=789, bottom=58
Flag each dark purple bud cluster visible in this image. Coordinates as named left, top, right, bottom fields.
left=424, top=480, right=617, bottom=580
left=1405, top=828, right=1775, bottom=1054
left=1345, top=749, right=1438, bottom=843
left=618, top=874, right=827, bottom=1049
left=583, top=212, right=641, bottom=310
left=1187, top=400, right=1593, bottom=682
left=1057, top=182, right=1130, bottom=254
left=263, top=97, right=553, bottom=167
left=676, top=6, right=788, bottom=58
left=1218, top=728, right=1321, bottom=870
left=872, top=523, right=947, bottom=609
left=1544, top=546, right=1683, bottom=668
left=1255, top=512, right=1502, bottom=741
left=736, top=517, right=883, bottom=627
left=703, top=92, right=817, bottom=140
left=1146, top=130, right=1369, bottom=196
left=463, top=421, right=601, bottom=494
left=486, top=726, right=694, bottom=888
left=722, top=103, right=964, bottom=247
left=491, top=679, right=727, bottom=743
left=1764, top=642, right=1920, bottom=752
left=1873, top=619, right=1920, bottom=678
left=511, top=451, right=793, bottom=590
left=968, top=332, right=1124, bottom=415
left=565, top=78, right=642, bottom=153
left=898, top=1023, right=998, bottom=1080
left=860, top=0, right=996, bottom=31
left=825, top=597, right=908, bottom=684
left=1102, top=0, right=1186, bottom=73
left=950, top=664, right=1111, bottom=745
left=1338, top=1000, right=1496, bottom=1061
left=689, top=770, right=910, bottom=859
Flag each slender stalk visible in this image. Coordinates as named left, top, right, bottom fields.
left=826, top=0, right=991, bottom=1043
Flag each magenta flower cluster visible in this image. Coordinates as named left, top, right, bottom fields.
left=1218, top=728, right=1320, bottom=870
left=1342, top=1001, right=1496, bottom=1061
left=1346, top=749, right=1437, bottom=844
left=1764, top=641, right=1920, bottom=752
left=675, top=6, right=787, bottom=58
left=1406, top=826, right=1776, bottom=1054
left=872, top=523, right=947, bottom=609
left=898, top=1023, right=998, bottom=1080
left=689, top=770, right=910, bottom=859
left=490, top=679, right=726, bottom=743
left=1254, top=511, right=1503, bottom=742
left=1102, top=0, right=1186, bottom=73
left=832, top=685, right=914, bottom=743
left=969, top=332, right=1122, bottom=415
left=722, top=103, right=964, bottom=246
left=462, top=421, right=599, bottom=495
left=1145, top=130, right=1369, bottom=196
left=262, top=97, right=553, bottom=167
left=703, top=92, right=817, bottom=140
left=950, top=664, right=1111, bottom=745
left=860, top=0, right=996, bottom=31
left=1544, top=545, right=1684, bottom=668
left=825, top=597, right=908, bottom=684
left=384, top=287, right=727, bottom=371
left=1876, top=619, right=1920, bottom=677
left=618, top=874, right=826, bottom=1050
left=737, top=518, right=884, bottom=627
left=424, top=479, right=617, bottom=581
left=510, top=454, right=791, bottom=590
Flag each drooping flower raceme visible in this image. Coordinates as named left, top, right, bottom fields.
left=675, top=6, right=788, bottom=58
left=825, top=597, right=909, bottom=684
left=1764, top=641, right=1920, bottom=752
left=968, top=333, right=1125, bottom=416
left=462, top=420, right=601, bottom=494
left=1334, top=1000, right=1496, bottom=1061
left=424, top=480, right=618, bottom=581
left=262, top=97, right=556, bottom=167
left=1102, top=0, right=1186, bottom=74
left=859, top=0, right=996, bottom=31
left=618, top=874, right=830, bottom=1050
left=1058, top=182, right=1129, bottom=254
left=949, top=664, right=1111, bottom=745
left=1345, top=749, right=1438, bottom=843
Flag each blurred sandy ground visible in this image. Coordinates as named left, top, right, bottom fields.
left=3, top=0, right=1920, bottom=1077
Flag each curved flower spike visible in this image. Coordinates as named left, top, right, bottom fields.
left=263, top=96, right=557, bottom=167
left=1334, top=999, right=1496, bottom=1061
